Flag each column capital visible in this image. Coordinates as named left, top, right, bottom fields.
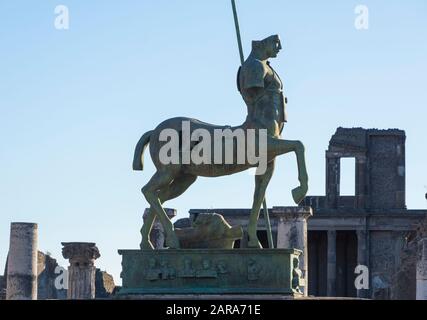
left=62, top=242, right=99, bottom=299
left=61, top=242, right=100, bottom=265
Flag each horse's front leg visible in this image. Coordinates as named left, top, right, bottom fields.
left=247, top=160, right=275, bottom=248
left=288, top=140, right=309, bottom=204
left=268, top=138, right=309, bottom=204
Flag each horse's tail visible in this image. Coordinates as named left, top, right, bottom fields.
left=133, top=130, right=153, bottom=171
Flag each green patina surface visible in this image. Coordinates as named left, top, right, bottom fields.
left=118, top=249, right=302, bottom=295
left=133, top=34, right=308, bottom=251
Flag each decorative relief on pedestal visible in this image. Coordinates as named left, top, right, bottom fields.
left=178, top=259, right=196, bottom=278
left=145, top=258, right=229, bottom=281
left=145, top=258, right=161, bottom=281
left=119, top=249, right=301, bottom=295
left=247, top=258, right=262, bottom=281
left=216, top=260, right=228, bottom=275
left=145, top=258, right=177, bottom=281
left=196, top=260, right=217, bottom=278
left=159, top=260, right=176, bottom=280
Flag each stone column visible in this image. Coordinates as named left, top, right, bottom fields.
left=274, top=206, right=312, bottom=296
left=326, top=155, right=340, bottom=209
left=356, top=230, right=368, bottom=298
left=355, top=157, right=367, bottom=209
left=6, top=223, right=38, bottom=300
left=395, top=138, right=406, bottom=208
left=62, top=242, right=100, bottom=300
left=327, top=230, right=337, bottom=297
left=416, top=238, right=427, bottom=300
left=143, top=208, right=177, bottom=249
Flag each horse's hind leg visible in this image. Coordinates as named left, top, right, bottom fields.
left=140, top=210, right=156, bottom=249
left=159, top=174, right=197, bottom=203
left=141, top=170, right=180, bottom=249
left=140, top=174, right=197, bottom=249
left=247, top=160, right=275, bottom=248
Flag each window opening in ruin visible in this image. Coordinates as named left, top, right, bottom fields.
left=340, top=158, right=356, bottom=196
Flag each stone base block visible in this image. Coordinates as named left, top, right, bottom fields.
left=118, top=249, right=302, bottom=296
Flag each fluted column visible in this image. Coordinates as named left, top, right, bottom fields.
left=62, top=242, right=100, bottom=299
left=6, top=223, right=38, bottom=300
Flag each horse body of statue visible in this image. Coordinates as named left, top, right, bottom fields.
left=133, top=35, right=308, bottom=250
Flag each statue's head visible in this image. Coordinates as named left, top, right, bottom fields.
left=252, top=34, right=282, bottom=59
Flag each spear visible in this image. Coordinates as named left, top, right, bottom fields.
left=231, top=0, right=244, bottom=65
left=231, top=0, right=274, bottom=249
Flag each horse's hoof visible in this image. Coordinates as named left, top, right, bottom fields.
left=140, top=240, right=154, bottom=250
left=292, top=185, right=308, bottom=204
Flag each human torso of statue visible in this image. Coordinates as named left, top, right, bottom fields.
left=238, top=58, right=287, bottom=137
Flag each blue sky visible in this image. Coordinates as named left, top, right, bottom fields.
left=1, top=1, right=426, bottom=285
